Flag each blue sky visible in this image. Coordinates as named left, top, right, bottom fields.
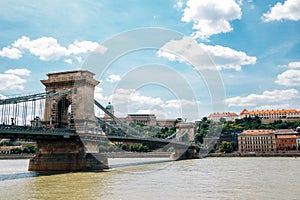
left=0, top=0, right=300, bottom=121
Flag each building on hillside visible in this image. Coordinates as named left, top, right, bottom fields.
left=207, top=112, right=239, bottom=122
left=239, top=109, right=300, bottom=119
left=125, top=114, right=157, bottom=126
left=156, top=118, right=183, bottom=128
left=274, top=129, right=298, bottom=136
left=238, top=130, right=276, bottom=152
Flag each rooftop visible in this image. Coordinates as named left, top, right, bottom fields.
left=277, top=135, right=300, bottom=139
left=241, top=130, right=275, bottom=135
left=240, top=109, right=299, bottom=115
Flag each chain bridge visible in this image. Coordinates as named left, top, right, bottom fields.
left=0, top=70, right=200, bottom=171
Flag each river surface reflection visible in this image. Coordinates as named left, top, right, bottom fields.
left=0, top=157, right=299, bottom=200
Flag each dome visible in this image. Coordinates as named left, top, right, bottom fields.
left=105, top=102, right=114, bottom=110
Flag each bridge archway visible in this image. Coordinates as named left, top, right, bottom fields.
left=55, top=96, right=72, bottom=128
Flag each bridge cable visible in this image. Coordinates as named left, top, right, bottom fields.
left=0, top=104, right=4, bottom=124
left=14, top=103, right=18, bottom=125
left=61, top=97, right=66, bottom=128
left=23, top=101, right=28, bottom=125
left=7, top=104, right=11, bottom=125
left=39, top=99, right=43, bottom=120
left=32, top=100, right=36, bottom=122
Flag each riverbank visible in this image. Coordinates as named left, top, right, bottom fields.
left=206, top=151, right=300, bottom=157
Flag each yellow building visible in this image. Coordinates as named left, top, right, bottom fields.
left=240, top=109, right=300, bottom=119
left=238, top=130, right=276, bottom=152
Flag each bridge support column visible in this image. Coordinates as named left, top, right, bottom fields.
left=28, top=138, right=108, bottom=171
left=170, top=147, right=199, bottom=160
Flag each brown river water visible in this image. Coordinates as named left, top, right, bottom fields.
left=0, top=157, right=299, bottom=200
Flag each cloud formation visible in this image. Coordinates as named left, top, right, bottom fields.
left=275, top=69, right=300, bottom=86
left=158, top=36, right=256, bottom=71
left=0, top=36, right=107, bottom=61
left=226, top=89, right=299, bottom=107
left=181, top=0, right=242, bottom=39
left=106, top=74, right=121, bottom=83
left=0, top=47, right=22, bottom=59
left=288, top=61, right=300, bottom=68
left=0, top=68, right=31, bottom=91
left=275, top=61, right=300, bottom=86
left=162, top=99, right=198, bottom=109
left=262, top=0, right=300, bottom=22
left=5, top=68, right=31, bottom=76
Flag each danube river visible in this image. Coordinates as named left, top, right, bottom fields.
left=0, top=157, right=299, bottom=200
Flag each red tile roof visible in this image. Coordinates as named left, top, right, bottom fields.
left=240, top=109, right=299, bottom=116
left=277, top=135, right=299, bottom=139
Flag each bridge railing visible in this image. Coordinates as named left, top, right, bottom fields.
left=0, top=124, right=76, bottom=135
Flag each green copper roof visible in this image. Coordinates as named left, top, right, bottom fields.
left=105, top=102, right=114, bottom=110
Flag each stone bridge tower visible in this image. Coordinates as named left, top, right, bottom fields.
left=29, top=70, right=108, bottom=171
left=41, top=70, right=99, bottom=132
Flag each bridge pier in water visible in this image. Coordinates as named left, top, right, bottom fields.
left=170, top=147, right=199, bottom=160
left=29, top=138, right=108, bottom=171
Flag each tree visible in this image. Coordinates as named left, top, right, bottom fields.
left=10, top=148, right=22, bottom=154
left=219, top=141, right=233, bottom=153
left=22, top=145, right=36, bottom=154
left=120, top=144, right=127, bottom=151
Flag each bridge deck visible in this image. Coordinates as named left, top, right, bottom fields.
left=0, top=125, right=199, bottom=149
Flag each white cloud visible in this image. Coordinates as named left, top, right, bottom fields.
left=0, top=73, right=27, bottom=91
left=0, top=47, right=22, bottom=59
left=226, top=89, right=299, bottom=107
left=275, top=69, right=300, bottom=86
left=162, top=99, right=198, bottom=109
left=12, top=36, right=67, bottom=61
left=135, top=109, right=167, bottom=119
left=92, top=45, right=108, bottom=55
left=109, top=88, right=163, bottom=106
left=109, top=88, right=134, bottom=105
left=1, top=36, right=106, bottom=61
left=64, top=58, right=73, bottom=64
left=106, top=74, right=121, bottom=83
left=181, top=0, right=242, bottom=39
left=255, top=104, right=292, bottom=111
left=94, top=86, right=108, bottom=102
left=199, top=43, right=256, bottom=71
left=288, top=61, right=300, bottom=68
left=158, top=36, right=256, bottom=71
left=262, top=0, right=300, bottom=22
left=131, top=92, right=164, bottom=106
left=67, top=40, right=100, bottom=55
left=5, top=68, right=31, bottom=76
left=76, top=56, right=83, bottom=63
left=174, top=1, right=184, bottom=9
